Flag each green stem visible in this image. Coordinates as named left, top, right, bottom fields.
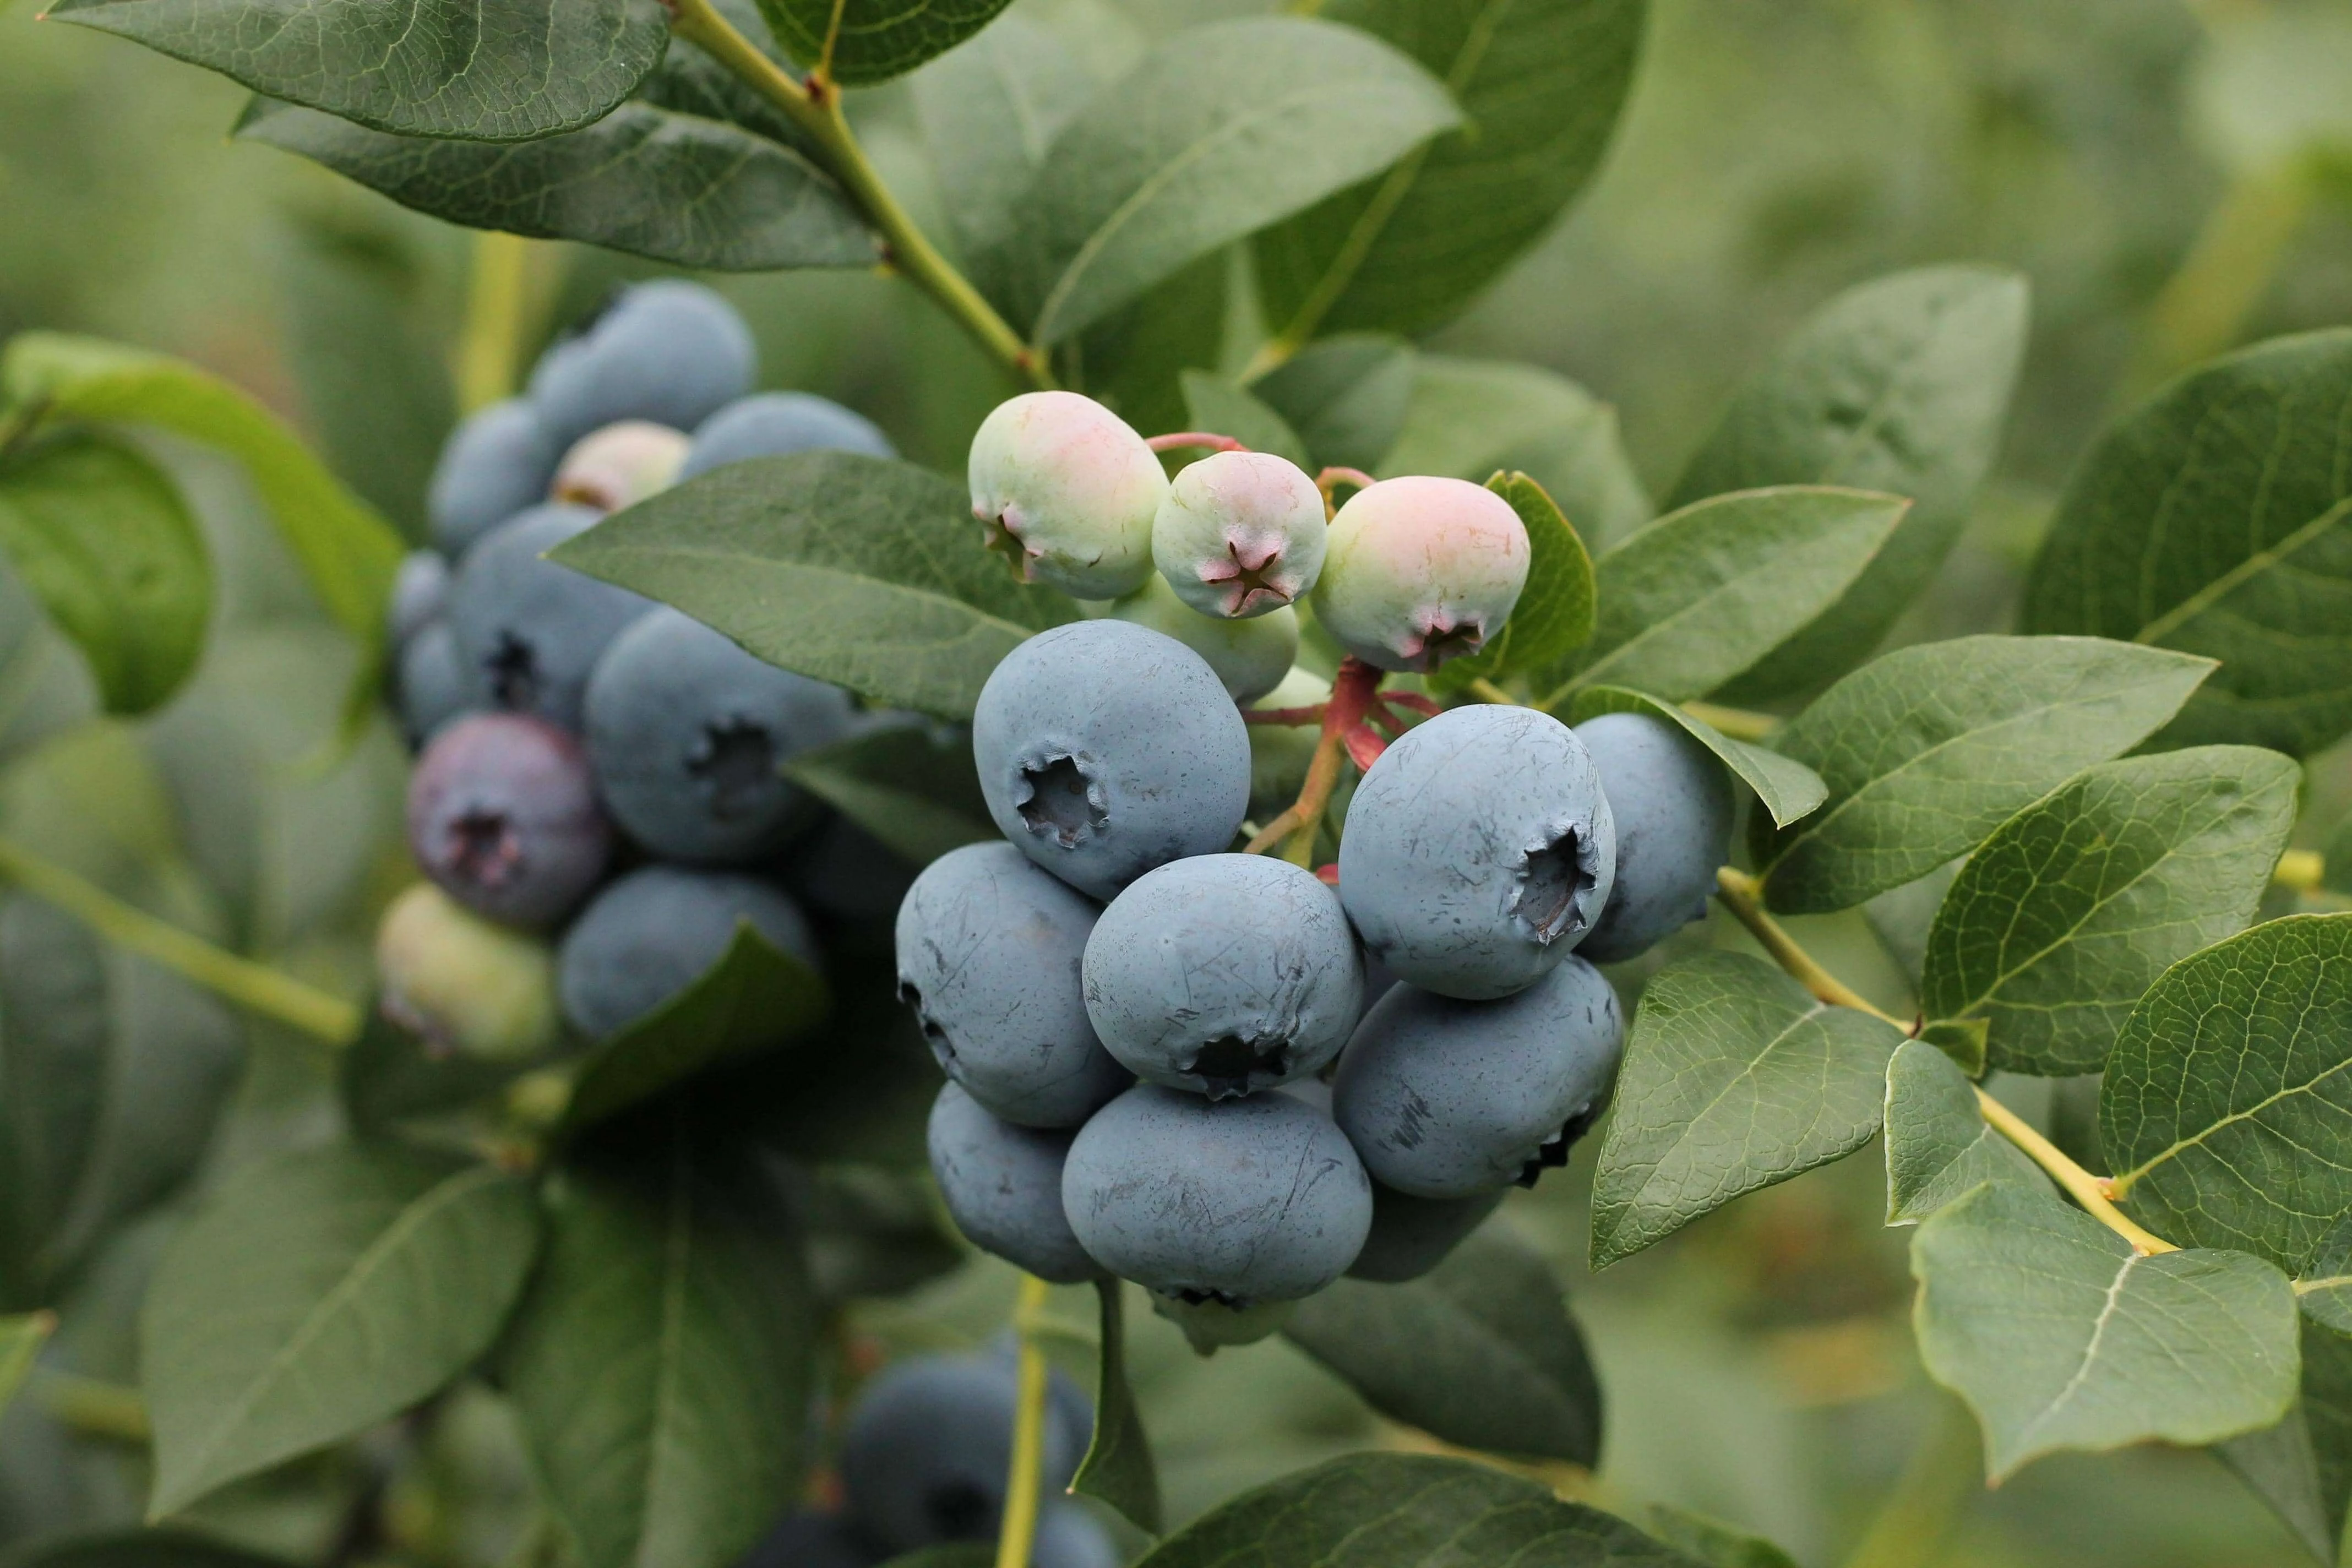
left=0, top=837, right=359, bottom=1046
left=1839, top=1392, right=1980, bottom=1568
left=38, top=1370, right=150, bottom=1444
left=1680, top=700, right=1779, bottom=742
left=1713, top=868, right=1903, bottom=1026
left=669, top=0, right=1049, bottom=390
left=456, top=231, right=533, bottom=414
left=994, top=1275, right=1053, bottom=1568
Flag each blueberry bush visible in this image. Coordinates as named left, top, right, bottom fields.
left=0, top=2, right=2349, bottom=1567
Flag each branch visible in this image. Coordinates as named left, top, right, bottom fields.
left=994, top=1275, right=1053, bottom=1568
left=1712, top=868, right=1903, bottom=1025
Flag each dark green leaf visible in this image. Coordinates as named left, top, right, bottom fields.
left=237, top=95, right=876, bottom=275
left=1007, top=18, right=1461, bottom=346
left=1072, top=1280, right=1161, bottom=1535
left=760, top=0, right=1014, bottom=86
left=559, top=925, right=830, bottom=1140
left=781, top=722, right=991, bottom=868
left=1672, top=266, right=2030, bottom=702
left=2024, top=328, right=2352, bottom=758
left=2297, top=1213, right=2352, bottom=1335
left=500, top=1137, right=817, bottom=1568
left=1540, top=488, right=1909, bottom=707
left=798, top=1166, right=960, bottom=1305
left=1131, top=1452, right=1703, bottom=1567
left=1283, top=1227, right=1600, bottom=1466
left=1590, top=952, right=1903, bottom=1268
left=1912, top=1180, right=2299, bottom=1480
left=1251, top=0, right=1645, bottom=341
left=1923, top=746, right=2301, bottom=1076
left=875, top=1549, right=992, bottom=1568
left=1251, top=335, right=1415, bottom=473
left=2, top=1532, right=302, bottom=1567
left=2103, top=914, right=2352, bottom=1275
left=0, top=1311, right=51, bottom=1415
left=1754, top=636, right=2215, bottom=915
left=340, top=994, right=530, bottom=1137
left=1641, top=1506, right=1801, bottom=1568
left=1914, top=1019, right=1986, bottom=1077
left=0, top=432, right=208, bottom=715
left=1178, top=373, right=1309, bottom=469
left=1882, top=1038, right=2043, bottom=1224
left=139, top=1145, right=540, bottom=1516
left=1433, top=472, right=1592, bottom=688
left=552, top=451, right=1076, bottom=721
left=2217, top=1321, right=2352, bottom=1567
left=1565, top=687, right=1826, bottom=830
left=45, top=0, right=667, bottom=140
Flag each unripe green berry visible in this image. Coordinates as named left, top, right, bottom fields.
left=551, top=420, right=689, bottom=512
left=1101, top=575, right=1298, bottom=704
left=1309, top=476, right=1530, bottom=673
left=968, top=391, right=1165, bottom=599
left=375, top=882, right=560, bottom=1063
left=1246, top=666, right=1329, bottom=819
left=1151, top=450, right=1326, bottom=619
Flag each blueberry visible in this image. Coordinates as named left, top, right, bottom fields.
left=682, top=391, right=895, bottom=480
left=972, top=620, right=1250, bottom=901
left=1061, top=1085, right=1371, bottom=1304
left=395, top=620, right=478, bottom=748
left=1572, top=712, right=1734, bottom=962
left=584, top=606, right=854, bottom=863
left=390, top=549, right=450, bottom=646
left=527, top=280, right=756, bottom=448
left=839, top=1353, right=1084, bottom=1555
left=968, top=391, right=1166, bottom=599
left=447, top=502, right=655, bottom=731
left=374, top=882, right=560, bottom=1062
left=1338, top=703, right=1616, bottom=999
left=557, top=865, right=816, bottom=1038
left=1152, top=449, right=1327, bottom=618
left=1103, top=576, right=1298, bottom=705
left=407, top=713, right=611, bottom=929
left=736, top=1510, right=881, bottom=1568
left=429, top=398, right=563, bottom=557
left=1345, top=1184, right=1505, bottom=1283
left=1082, top=854, right=1360, bottom=1099
left=549, top=420, right=689, bottom=512
left=1332, top=956, right=1623, bottom=1199
left=1310, top=476, right=1530, bottom=672
left=894, top=842, right=1130, bottom=1128
left=928, top=1082, right=1102, bottom=1283
left=1032, top=1503, right=1120, bottom=1568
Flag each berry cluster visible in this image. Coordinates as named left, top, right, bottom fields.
left=903, top=394, right=1736, bottom=1343
left=379, top=282, right=900, bottom=1058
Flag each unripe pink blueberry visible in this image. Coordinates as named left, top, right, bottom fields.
left=967, top=391, right=1166, bottom=600
left=1102, top=575, right=1298, bottom=704
left=1151, top=450, right=1326, bottom=619
left=374, top=883, right=560, bottom=1063
left=551, top=420, right=690, bottom=512
left=1309, top=476, right=1530, bottom=673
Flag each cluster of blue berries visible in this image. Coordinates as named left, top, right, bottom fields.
left=900, top=394, right=1737, bottom=1342
left=378, top=281, right=901, bottom=1059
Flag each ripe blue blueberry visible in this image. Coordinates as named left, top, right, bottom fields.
left=549, top=420, right=689, bottom=512
left=1152, top=449, right=1327, bottom=618
left=682, top=391, right=895, bottom=480
left=927, top=1082, right=1102, bottom=1283
left=1310, top=476, right=1529, bottom=672
left=406, top=713, right=611, bottom=929
left=1103, top=575, right=1298, bottom=704
left=1333, top=956, right=1623, bottom=1199
left=584, top=606, right=854, bottom=864
left=1572, top=712, right=1735, bottom=962
left=1338, top=703, right=1616, bottom=1000
left=557, top=865, right=816, bottom=1039
left=390, top=549, right=450, bottom=646
left=527, top=281, right=756, bottom=448
left=396, top=620, right=477, bottom=748
left=447, top=502, right=655, bottom=731
left=1346, top=1183, right=1505, bottom=1283
left=968, top=391, right=1166, bottom=600
left=1082, top=853, right=1361, bottom=1099
left=972, top=620, right=1250, bottom=902
left=894, top=842, right=1130, bottom=1128
left=839, top=1353, right=1085, bottom=1555
left=737, top=1510, right=880, bottom=1568
left=428, top=398, right=562, bottom=557
left=1061, top=1085, right=1372, bottom=1305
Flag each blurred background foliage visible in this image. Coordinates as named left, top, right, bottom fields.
left=1, top=0, right=2350, bottom=1564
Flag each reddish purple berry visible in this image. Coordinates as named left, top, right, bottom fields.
left=406, top=713, right=611, bottom=929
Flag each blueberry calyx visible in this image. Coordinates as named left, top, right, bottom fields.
left=1184, top=1033, right=1290, bottom=1101
left=1015, top=755, right=1107, bottom=847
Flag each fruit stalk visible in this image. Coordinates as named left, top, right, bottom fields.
left=994, top=1274, right=1054, bottom=1568
left=1244, top=657, right=1382, bottom=865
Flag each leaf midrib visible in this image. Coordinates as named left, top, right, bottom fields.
left=562, top=544, right=1041, bottom=643
left=2132, top=496, right=2352, bottom=649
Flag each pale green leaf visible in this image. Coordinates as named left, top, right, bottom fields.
left=1882, top=1038, right=2044, bottom=1224
left=1251, top=335, right=1415, bottom=473
left=1641, top=1506, right=1801, bottom=1568
left=2215, top=1320, right=2352, bottom=1568
left=1178, top=373, right=1310, bottom=469
left=1565, top=687, right=1827, bottom=830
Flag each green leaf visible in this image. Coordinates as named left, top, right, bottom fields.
left=1072, top=1280, right=1161, bottom=1535
left=1589, top=952, right=1903, bottom=1268
left=1178, top=373, right=1310, bottom=469
left=139, top=1145, right=541, bottom=1517
left=1921, top=746, right=2301, bottom=1077
left=2217, top=1320, right=2352, bottom=1567
left=1131, top=1452, right=1703, bottom=1567
left=44, top=0, right=667, bottom=141
left=781, top=722, right=991, bottom=869
left=1071, top=251, right=1231, bottom=438
left=1250, top=0, right=1645, bottom=342
left=2325, top=812, right=2352, bottom=896
left=1540, top=488, right=1909, bottom=707
left=1379, top=356, right=1651, bottom=549
left=0, top=432, right=208, bottom=715
left=558, top=924, right=830, bottom=1140
left=2024, top=328, right=2352, bottom=759
left=1565, top=687, right=1826, bottom=830
left=1251, top=335, right=1415, bottom=473
left=1754, top=636, right=2216, bottom=915
left=237, top=94, right=876, bottom=275
left=1914, top=1019, right=1986, bottom=1077
left=1282, top=1227, right=1601, bottom=1466
left=1640, top=1506, right=1801, bottom=1568
left=2103, top=914, right=2352, bottom=1276
left=1433, top=472, right=1592, bottom=689
left=1911, top=1179, right=2300, bottom=1481
left=1007, top=18, right=1461, bottom=346
left=0, top=1310, right=52, bottom=1415
left=500, top=1138, right=817, bottom=1568
left=1, top=1532, right=303, bottom=1567
left=2296, top=1213, right=2352, bottom=1336
left=1882, top=1038, right=2043, bottom=1224
left=340, top=995, right=529, bottom=1137
left=760, top=0, right=1014, bottom=86
left=551, top=451, right=1076, bottom=721
left=1670, top=266, right=2031, bottom=703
